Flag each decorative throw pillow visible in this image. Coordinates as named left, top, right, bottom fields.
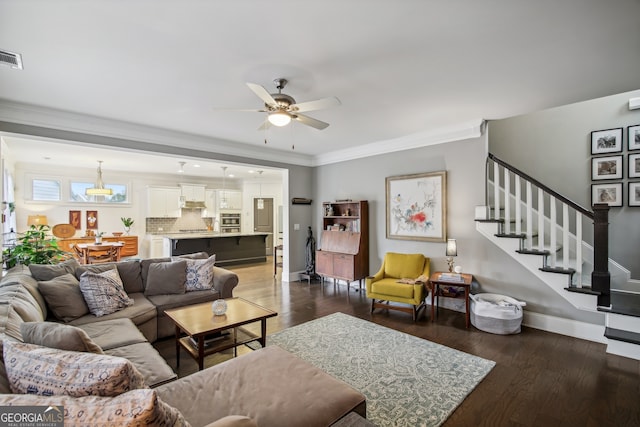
left=172, top=255, right=216, bottom=292
left=20, top=322, right=103, bottom=354
left=207, top=415, right=259, bottom=427
left=144, top=260, right=187, bottom=296
left=37, top=273, right=90, bottom=322
left=0, top=389, right=189, bottom=427
left=3, top=341, right=146, bottom=397
left=79, top=268, right=134, bottom=317
left=28, top=258, right=80, bottom=281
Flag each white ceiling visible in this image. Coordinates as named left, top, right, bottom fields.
left=1, top=0, right=639, bottom=170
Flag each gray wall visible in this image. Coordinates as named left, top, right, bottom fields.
left=313, top=136, right=603, bottom=324
left=489, top=89, right=640, bottom=279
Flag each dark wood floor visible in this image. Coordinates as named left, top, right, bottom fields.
left=154, top=259, right=640, bottom=427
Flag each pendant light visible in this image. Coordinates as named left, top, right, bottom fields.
left=86, top=161, right=113, bottom=196
left=257, top=170, right=264, bottom=210
left=220, top=166, right=228, bottom=209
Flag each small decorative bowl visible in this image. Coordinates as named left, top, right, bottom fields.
left=211, top=299, right=228, bottom=316
left=112, top=232, right=123, bottom=237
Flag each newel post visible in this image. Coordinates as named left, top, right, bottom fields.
left=591, top=203, right=610, bottom=307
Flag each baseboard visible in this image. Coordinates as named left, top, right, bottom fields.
left=522, top=311, right=606, bottom=344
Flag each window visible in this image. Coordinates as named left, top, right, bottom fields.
left=70, top=182, right=128, bottom=203
left=32, top=179, right=61, bottom=201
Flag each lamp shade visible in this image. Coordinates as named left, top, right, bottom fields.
left=268, top=111, right=292, bottom=127
left=27, top=215, right=48, bottom=227
left=86, top=160, right=113, bottom=196
left=445, top=238, right=457, bottom=257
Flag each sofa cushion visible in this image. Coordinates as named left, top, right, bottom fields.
left=79, top=267, right=134, bottom=317
left=20, top=322, right=103, bottom=354
left=68, top=292, right=156, bottom=330
left=75, top=318, right=146, bottom=350
left=3, top=341, right=147, bottom=397
left=28, top=258, right=80, bottom=281
left=172, top=255, right=216, bottom=292
left=37, top=273, right=90, bottom=322
left=105, top=342, right=177, bottom=388
left=0, top=361, right=10, bottom=394
left=0, top=284, right=43, bottom=323
left=383, top=253, right=427, bottom=279
left=141, top=253, right=208, bottom=286
left=0, top=389, right=190, bottom=427
left=144, top=260, right=187, bottom=296
left=0, top=270, right=48, bottom=319
left=76, top=260, right=143, bottom=294
left=371, top=278, right=417, bottom=299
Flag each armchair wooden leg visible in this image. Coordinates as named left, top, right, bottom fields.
left=371, top=299, right=375, bottom=314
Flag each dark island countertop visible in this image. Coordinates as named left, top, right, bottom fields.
left=162, top=232, right=270, bottom=266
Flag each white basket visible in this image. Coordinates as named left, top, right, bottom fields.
left=470, top=293, right=526, bottom=335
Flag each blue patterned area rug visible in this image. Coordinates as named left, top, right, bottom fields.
left=268, top=312, right=495, bottom=427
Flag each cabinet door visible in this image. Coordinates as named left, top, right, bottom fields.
left=147, top=188, right=167, bottom=217
left=164, top=188, right=182, bottom=217
left=333, top=253, right=355, bottom=280
left=181, top=185, right=206, bottom=201
left=203, top=190, right=217, bottom=218
left=316, top=251, right=333, bottom=276
left=149, top=238, right=164, bottom=258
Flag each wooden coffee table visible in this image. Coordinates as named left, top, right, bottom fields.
left=165, top=297, right=277, bottom=370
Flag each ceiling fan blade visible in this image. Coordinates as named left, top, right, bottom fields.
left=258, top=119, right=272, bottom=131
left=291, top=96, right=341, bottom=113
left=212, top=107, right=268, bottom=112
left=247, top=82, right=279, bottom=107
left=294, top=113, right=330, bottom=130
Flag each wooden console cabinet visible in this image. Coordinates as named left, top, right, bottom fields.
left=58, top=236, right=139, bottom=258
left=316, top=200, right=369, bottom=285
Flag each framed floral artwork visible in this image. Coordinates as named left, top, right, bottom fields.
left=69, top=210, right=81, bottom=230
left=86, top=210, right=98, bottom=230
left=386, top=171, right=447, bottom=242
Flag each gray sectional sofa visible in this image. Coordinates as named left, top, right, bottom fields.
left=0, top=255, right=368, bottom=426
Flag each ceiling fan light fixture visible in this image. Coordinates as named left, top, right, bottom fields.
left=268, top=111, right=291, bottom=127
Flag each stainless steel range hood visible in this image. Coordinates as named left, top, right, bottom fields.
left=182, top=200, right=207, bottom=209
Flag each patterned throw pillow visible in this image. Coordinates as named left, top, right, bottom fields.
left=79, top=267, right=134, bottom=317
left=0, top=389, right=190, bottom=427
left=172, top=255, right=216, bottom=292
left=3, top=341, right=146, bottom=397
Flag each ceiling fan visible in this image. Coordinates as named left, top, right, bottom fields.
left=243, top=78, right=340, bottom=130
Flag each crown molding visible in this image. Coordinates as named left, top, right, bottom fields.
left=0, top=100, right=314, bottom=167
left=312, top=119, right=485, bottom=166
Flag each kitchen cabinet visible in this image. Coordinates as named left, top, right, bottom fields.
left=180, top=184, right=206, bottom=202
left=146, top=235, right=166, bottom=258
left=217, top=190, right=242, bottom=210
left=147, top=186, right=181, bottom=217
left=203, top=189, right=217, bottom=219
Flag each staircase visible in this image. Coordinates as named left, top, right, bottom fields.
left=476, top=154, right=640, bottom=360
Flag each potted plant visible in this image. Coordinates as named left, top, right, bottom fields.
left=95, top=231, right=105, bottom=244
left=121, top=217, right=134, bottom=235
left=2, top=225, right=71, bottom=269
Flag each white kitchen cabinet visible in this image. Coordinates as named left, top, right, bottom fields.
left=180, top=184, right=206, bottom=201
left=147, top=186, right=181, bottom=217
left=147, top=236, right=165, bottom=258
left=203, top=189, right=217, bottom=218
left=217, top=190, right=242, bottom=210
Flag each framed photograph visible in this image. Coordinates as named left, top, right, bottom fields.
left=591, top=127, right=623, bottom=154
left=386, top=171, right=447, bottom=242
left=629, top=182, right=640, bottom=207
left=69, top=210, right=81, bottom=230
left=591, top=183, right=623, bottom=207
left=629, top=124, right=640, bottom=151
left=629, top=154, right=640, bottom=178
left=86, top=210, right=98, bottom=230
left=591, top=155, right=622, bottom=180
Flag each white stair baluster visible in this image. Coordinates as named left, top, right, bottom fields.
left=526, top=182, right=532, bottom=249
left=515, top=175, right=522, bottom=236
left=562, top=203, right=569, bottom=270
left=494, top=162, right=500, bottom=220
left=504, top=168, right=510, bottom=234
left=538, top=188, right=545, bottom=253
left=576, top=213, right=582, bottom=287
left=550, top=196, right=557, bottom=268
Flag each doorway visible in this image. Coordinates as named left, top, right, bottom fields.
left=254, top=198, right=274, bottom=255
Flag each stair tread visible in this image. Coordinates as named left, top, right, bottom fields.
left=495, top=233, right=527, bottom=239
left=565, top=286, right=600, bottom=296
left=598, top=291, right=640, bottom=318
left=540, top=266, right=576, bottom=275
left=516, top=249, right=551, bottom=256
left=475, top=219, right=504, bottom=224
left=604, top=327, right=640, bottom=345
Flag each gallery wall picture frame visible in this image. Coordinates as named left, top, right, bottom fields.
left=591, top=183, right=623, bottom=207
left=629, top=124, right=640, bottom=151
left=385, top=170, right=447, bottom=242
left=591, top=155, right=623, bottom=180
left=629, top=153, right=640, bottom=178
left=69, top=210, right=81, bottom=230
left=86, top=210, right=98, bottom=230
left=628, top=182, right=640, bottom=207
left=591, top=127, right=623, bottom=155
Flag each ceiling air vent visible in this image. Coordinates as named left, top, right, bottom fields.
left=0, top=49, right=23, bottom=70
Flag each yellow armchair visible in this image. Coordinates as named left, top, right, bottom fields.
left=365, top=252, right=430, bottom=321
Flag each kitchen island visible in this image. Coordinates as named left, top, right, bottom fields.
left=162, top=232, right=269, bottom=266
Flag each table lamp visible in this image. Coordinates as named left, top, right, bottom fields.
left=445, top=238, right=457, bottom=273
left=27, top=215, right=48, bottom=227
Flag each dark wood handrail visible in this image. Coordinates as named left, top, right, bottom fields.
left=488, top=153, right=593, bottom=220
